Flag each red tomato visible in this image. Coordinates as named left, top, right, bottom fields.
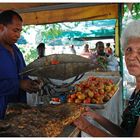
left=94, top=93, right=100, bottom=99
left=71, top=93, right=76, bottom=99
left=67, top=98, right=74, bottom=103
left=51, top=60, right=59, bottom=65
left=83, top=98, right=91, bottom=104
left=52, top=98, right=60, bottom=102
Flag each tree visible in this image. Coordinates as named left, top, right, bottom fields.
left=126, top=3, right=140, bottom=19
left=123, top=3, right=140, bottom=21
left=35, top=22, right=82, bottom=44
left=123, top=4, right=140, bottom=29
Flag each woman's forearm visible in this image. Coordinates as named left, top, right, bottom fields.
left=82, top=121, right=113, bottom=137
left=93, top=112, right=125, bottom=136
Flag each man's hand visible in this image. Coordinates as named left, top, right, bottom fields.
left=20, top=79, right=42, bottom=93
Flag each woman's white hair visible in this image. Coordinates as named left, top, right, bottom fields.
left=121, top=20, right=140, bottom=50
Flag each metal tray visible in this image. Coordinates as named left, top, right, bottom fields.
left=73, top=72, right=122, bottom=109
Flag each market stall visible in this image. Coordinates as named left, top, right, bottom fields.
left=19, top=54, right=123, bottom=137
left=0, top=3, right=124, bottom=137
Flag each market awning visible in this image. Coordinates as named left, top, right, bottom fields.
left=0, top=3, right=119, bottom=25
left=43, top=19, right=116, bottom=46
left=74, top=36, right=114, bottom=41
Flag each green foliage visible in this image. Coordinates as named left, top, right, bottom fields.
left=131, top=4, right=140, bottom=19
left=18, top=45, right=38, bottom=65
left=124, top=3, right=140, bottom=20
left=123, top=4, right=140, bottom=30
left=35, top=22, right=81, bottom=44
left=25, top=48, right=38, bottom=64
left=22, top=25, right=35, bottom=33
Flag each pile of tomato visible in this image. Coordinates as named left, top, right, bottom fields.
left=67, top=76, right=118, bottom=104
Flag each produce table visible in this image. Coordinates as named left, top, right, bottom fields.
left=0, top=124, right=80, bottom=137
left=26, top=70, right=122, bottom=137
left=0, top=103, right=83, bottom=137
left=53, top=71, right=123, bottom=137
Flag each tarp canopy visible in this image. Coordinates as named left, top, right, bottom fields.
left=0, top=3, right=119, bottom=25
left=45, top=19, right=116, bottom=46
left=61, top=19, right=116, bottom=38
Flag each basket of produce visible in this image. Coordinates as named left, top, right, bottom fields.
left=66, top=75, right=121, bottom=109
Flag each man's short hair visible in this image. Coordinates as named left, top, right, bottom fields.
left=106, top=43, right=110, bottom=47
left=0, top=10, right=23, bottom=25
left=37, top=43, right=45, bottom=49
left=96, top=41, right=104, bottom=49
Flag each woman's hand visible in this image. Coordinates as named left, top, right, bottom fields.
left=20, top=79, right=42, bottom=93
left=73, top=115, right=91, bottom=131
left=82, top=107, right=97, bottom=120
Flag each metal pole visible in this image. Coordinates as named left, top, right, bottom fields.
left=118, top=4, right=125, bottom=111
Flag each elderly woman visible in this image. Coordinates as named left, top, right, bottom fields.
left=74, top=20, right=140, bottom=137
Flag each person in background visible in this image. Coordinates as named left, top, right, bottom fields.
left=105, top=43, right=113, bottom=56
left=0, top=10, right=41, bottom=119
left=95, top=41, right=108, bottom=57
left=74, top=20, right=140, bottom=136
left=113, top=44, right=116, bottom=54
left=90, top=41, right=108, bottom=70
left=106, top=43, right=119, bottom=71
left=69, top=44, right=76, bottom=54
left=27, top=42, right=46, bottom=106
left=37, top=42, right=45, bottom=59
left=80, top=44, right=92, bottom=58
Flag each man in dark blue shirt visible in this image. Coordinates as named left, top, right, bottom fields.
left=0, top=10, right=41, bottom=119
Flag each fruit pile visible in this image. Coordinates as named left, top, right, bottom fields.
left=67, top=76, right=118, bottom=104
